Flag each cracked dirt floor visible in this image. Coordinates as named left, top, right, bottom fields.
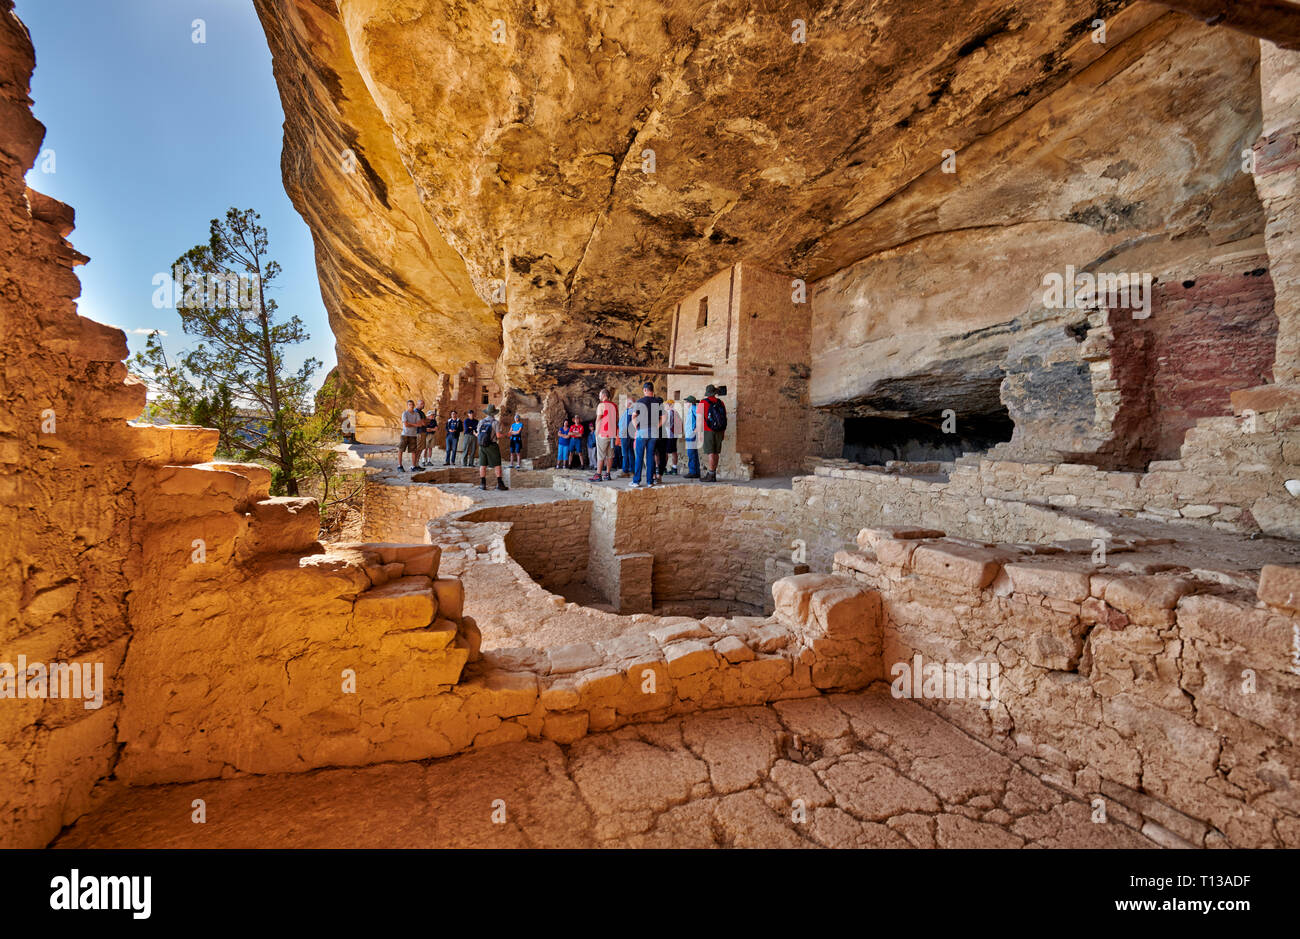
left=56, top=689, right=1154, bottom=848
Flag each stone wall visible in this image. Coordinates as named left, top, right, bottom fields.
left=734, top=264, right=838, bottom=475
left=668, top=265, right=745, bottom=477
left=360, top=476, right=476, bottom=541
left=1141, top=259, right=1278, bottom=460
left=0, top=3, right=489, bottom=840
left=793, top=469, right=1108, bottom=575
left=1257, top=41, right=1300, bottom=382
left=555, top=479, right=799, bottom=611
left=834, top=529, right=1300, bottom=847
left=458, top=499, right=591, bottom=590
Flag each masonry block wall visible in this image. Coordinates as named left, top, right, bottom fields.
left=1257, top=42, right=1300, bottom=383
left=666, top=265, right=744, bottom=477
left=835, top=530, right=1300, bottom=847
left=734, top=264, right=835, bottom=476
left=591, top=483, right=798, bottom=611
left=458, top=499, right=591, bottom=590
left=360, top=477, right=475, bottom=541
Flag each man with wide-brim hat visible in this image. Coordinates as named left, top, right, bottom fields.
left=682, top=394, right=701, bottom=478
left=477, top=404, right=508, bottom=491
left=698, top=385, right=727, bottom=482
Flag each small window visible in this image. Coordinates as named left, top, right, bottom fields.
left=481, top=385, right=489, bottom=405
left=696, top=297, right=708, bottom=329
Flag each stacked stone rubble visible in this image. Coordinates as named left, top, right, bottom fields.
left=834, top=527, right=1300, bottom=847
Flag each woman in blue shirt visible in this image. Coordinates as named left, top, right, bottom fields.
left=508, top=414, right=525, bottom=469
left=556, top=416, right=570, bottom=470
left=683, top=395, right=701, bottom=478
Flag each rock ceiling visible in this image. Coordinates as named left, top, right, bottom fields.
left=253, top=0, right=1265, bottom=415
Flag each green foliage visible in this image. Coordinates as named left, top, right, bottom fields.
left=131, top=208, right=351, bottom=496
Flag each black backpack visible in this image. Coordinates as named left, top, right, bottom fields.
left=477, top=418, right=496, bottom=446
left=704, top=397, right=727, bottom=432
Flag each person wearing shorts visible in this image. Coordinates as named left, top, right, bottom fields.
left=476, top=404, right=507, bottom=490
left=398, top=399, right=419, bottom=472
left=556, top=418, right=570, bottom=469
left=567, top=417, right=585, bottom=469
left=508, top=413, right=525, bottom=469
left=590, top=388, right=616, bottom=481
left=698, top=384, right=726, bottom=482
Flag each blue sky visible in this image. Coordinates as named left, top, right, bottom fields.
left=17, top=0, right=336, bottom=384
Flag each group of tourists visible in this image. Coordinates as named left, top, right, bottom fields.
left=395, top=382, right=727, bottom=491
left=397, top=399, right=516, bottom=491
left=567, top=382, right=727, bottom=487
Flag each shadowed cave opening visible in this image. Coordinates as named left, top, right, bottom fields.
left=842, top=410, right=1015, bottom=465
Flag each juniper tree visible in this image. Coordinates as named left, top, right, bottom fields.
left=134, top=208, right=322, bottom=495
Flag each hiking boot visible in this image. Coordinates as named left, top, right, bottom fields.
left=397, top=466, right=406, bottom=473
left=496, top=478, right=509, bottom=491
left=602, top=473, right=612, bottom=480
left=628, top=481, right=640, bottom=488
left=588, top=473, right=604, bottom=482
left=479, top=478, right=487, bottom=490
left=706, top=471, right=718, bottom=482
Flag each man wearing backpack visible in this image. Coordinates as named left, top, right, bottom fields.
left=476, top=404, right=508, bottom=491
left=698, top=384, right=727, bottom=482
left=461, top=409, right=479, bottom=465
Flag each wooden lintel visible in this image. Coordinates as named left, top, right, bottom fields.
left=564, top=362, right=715, bottom=376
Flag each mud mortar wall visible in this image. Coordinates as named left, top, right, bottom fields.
left=834, top=533, right=1300, bottom=848
left=458, top=499, right=591, bottom=590
left=360, top=477, right=476, bottom=542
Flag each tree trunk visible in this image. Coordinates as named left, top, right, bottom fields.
left=255, top=272, right=298, bottom=495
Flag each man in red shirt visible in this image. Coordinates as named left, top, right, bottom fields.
left=590, top=388, right=617, bottom=481
left=697, top=384, right=727, bottom=482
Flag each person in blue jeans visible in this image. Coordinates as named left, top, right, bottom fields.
left=443, top=410, right=462, bottom=465
left=630, top=381, right=663, bottom=488
left=619, top=396, right=635, bottom=476
left=683, top=394, right=701, bottom=478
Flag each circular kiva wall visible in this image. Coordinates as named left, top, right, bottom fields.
left=447, top=483, right=802, bottom=614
